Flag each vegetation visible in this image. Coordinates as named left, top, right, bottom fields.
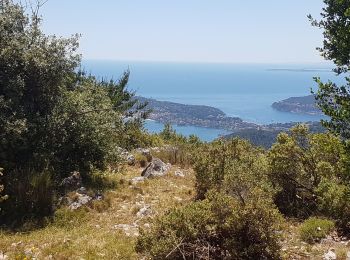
left=136, top=191, right=282, bottom=260
left=1, top=0, right=350, bottom=259
left=0, top=1, right=146, bottom=225
left=299, top=217, right=335, bottom=243
left=309, top=0, right=350, bottom=141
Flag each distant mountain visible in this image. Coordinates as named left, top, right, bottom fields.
left=272, top=95, right=322, bottom=115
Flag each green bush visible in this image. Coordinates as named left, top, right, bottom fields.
left=194, top=138, right=268, bottom=200
left=315, top=179, right=350, bottom=232
left=267, top=125, right=345, bottom=218
left=136, top=191, right=282, bottom=260
left=299, top=217, right=335, bottom=243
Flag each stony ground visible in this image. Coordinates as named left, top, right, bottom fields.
left=1, top=163, right=350, bottom=259
left=0, top=165, right=195, bottom=259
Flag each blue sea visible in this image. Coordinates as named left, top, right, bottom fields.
left=82, top=60, right=344, bottom=141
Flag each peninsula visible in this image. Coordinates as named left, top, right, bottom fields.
left=272, top=95, right=323, bottom=115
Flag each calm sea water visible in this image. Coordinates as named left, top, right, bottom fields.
left=82, top=60, right=344, bottom=141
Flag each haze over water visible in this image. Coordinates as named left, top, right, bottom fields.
left=82, top=60, right=343, bottom=140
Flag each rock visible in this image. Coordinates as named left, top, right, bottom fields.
left=141, top=158, right=171, bottom=178
left=324, top=249, right=336, bottom=260
left=0, top=252, right=8, bottom=260
left=116, top=146, right=137, bottom=165
left=136, top=148, right=151, bottom=157
left=136, top=205, right=152, bottom=218
left=60, top=171, right=82, bottom=192
left=131, top=176, right=145, bottom=184
left=347, top=251, right=350, bottom=260
left=77, top=186, right=87, bottom=194
left=68, top=193, right=93, bottom=210
left=175, top=170, right=185, bottom=177
left=127, top=154, right=136, bottom=166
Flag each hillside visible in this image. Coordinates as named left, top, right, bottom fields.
left=224, top=121, right=325, bottom=148
left=1, top=152, right=348, bottom=259
left=136, top=96, right=257, bottom=130
left=272, top=95, right=322, bottom=115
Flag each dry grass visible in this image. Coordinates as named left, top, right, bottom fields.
left=0, top=165, right=195, bottom=259
left=280, top=220, right=350, bottom=260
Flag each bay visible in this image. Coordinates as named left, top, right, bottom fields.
left=82, top=60, right=343, bottom=140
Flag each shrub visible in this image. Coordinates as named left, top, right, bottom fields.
left=194, top=138, right=268, bottom=200
left=315, top=179, right=350, bottom=232
left=136, top=191, right=282, bottom=260
left=267, top=125, right=345, bottom=218
left=299, top=217, right=335, bottom=243
left=151, top=145, right=195, bottom=167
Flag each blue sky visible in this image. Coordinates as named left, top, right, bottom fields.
left=40, top=0, right=326, bottom=63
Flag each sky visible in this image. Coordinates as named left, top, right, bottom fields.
left=39, top=0, right=326, bottom=64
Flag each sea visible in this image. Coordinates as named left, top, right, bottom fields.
left=82, top=60, right=344, bottom=141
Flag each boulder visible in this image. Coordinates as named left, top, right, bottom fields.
left=141, top=158, right=171, bottom=178
left=60, top=171, right=82, bottom=192
left=68, top=193, right=93, bottom=210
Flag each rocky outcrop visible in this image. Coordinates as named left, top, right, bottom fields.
left=58, top=187, right=103, bottom=210
left=141, top=158, right=171, bottom=178
left=60, top=171, right=82, bottom=192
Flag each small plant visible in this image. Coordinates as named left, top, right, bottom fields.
left=299, top=217, right=335, bottom=243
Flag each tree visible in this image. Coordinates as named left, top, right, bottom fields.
left=309, top=0, right=350, bottom=141
left=0, top=0, right=148, bottom=223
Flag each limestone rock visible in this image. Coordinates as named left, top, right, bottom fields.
left=68, top=193, right=93, bottom=210
left=141, top=158, right=171, bottom=178
left=60, top=171, right=82, bottom=192
left=324, top=249, right=336, bottom=260
left=127, top=154, right=136, bottom=166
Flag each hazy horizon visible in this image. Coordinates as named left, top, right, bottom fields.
left=40, top=0, right=327, bottom=64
